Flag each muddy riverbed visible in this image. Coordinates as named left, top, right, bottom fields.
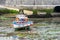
left=0, top=16, right=60, bottom=40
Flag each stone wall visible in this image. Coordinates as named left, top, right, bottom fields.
left=0, top=0, right=60, bottom=6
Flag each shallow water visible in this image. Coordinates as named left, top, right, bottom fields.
left=0, top=17, right=60, bottom=40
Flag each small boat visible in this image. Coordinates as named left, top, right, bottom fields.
left=12, top=10, right=33, bottom=31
